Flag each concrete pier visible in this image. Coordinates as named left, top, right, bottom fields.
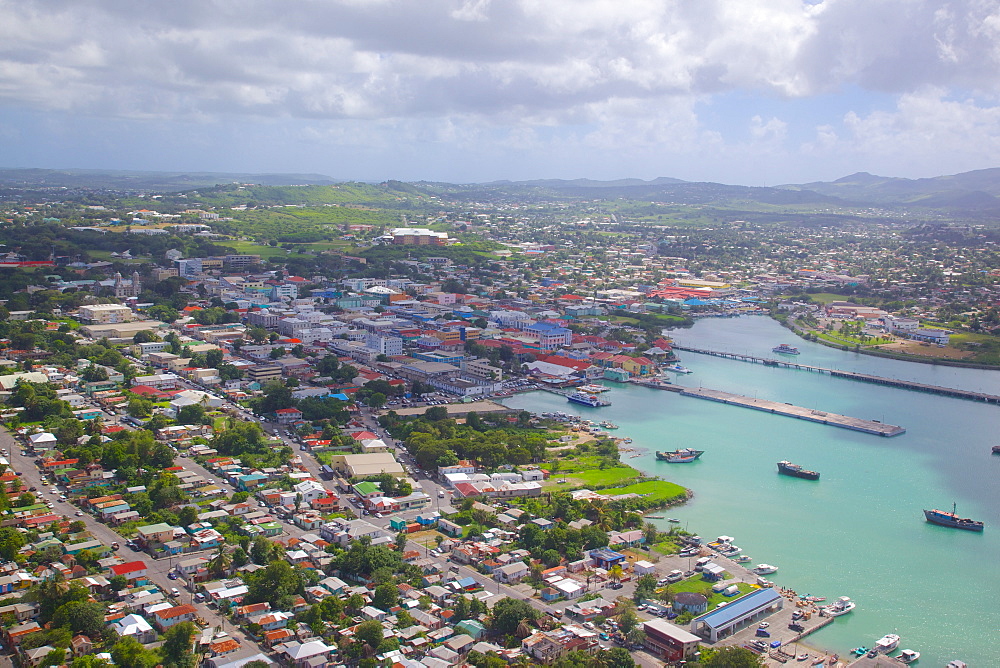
left=680, top=387, right=906, bottom=437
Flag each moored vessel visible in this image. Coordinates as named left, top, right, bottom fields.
left=666, top=363, right=693, bottom=374
left=874, top=634, right=900, bottom=654
left=656, top=448, right=705, bottom=463
left=923, top=503, right=984, bottom=532
left=820, top=596, right=855, bottom=617
left=567, top=391, right=611, bottom=407
left=898, top=649, right=920, bottom=664
left=773, top=343, right=801, bottom=355
left=777, top=460, right=820, bottom=480
left=753, top=564, right=778, bottom=575
left=992, top=445, right=1000, bottom=454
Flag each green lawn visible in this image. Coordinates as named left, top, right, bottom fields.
left=545, top=466, right=642, bottom=491
left=599, top=480, right=687, bottom=503
left=660, top=577, right=757, bottom=612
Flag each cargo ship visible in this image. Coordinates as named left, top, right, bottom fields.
left=772, top=343, right=800, bottom=355
left=777, top=460, right=820, bottom=480
left=566, top=391, right=611, bottom=408
left=656, top=448, right=705, bottom=463
left=923, top=503, right=984, bottom=532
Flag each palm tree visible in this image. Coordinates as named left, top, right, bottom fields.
left=608, top=564, right=624, bottom=584
left=208, top=544, right=231, bottom=576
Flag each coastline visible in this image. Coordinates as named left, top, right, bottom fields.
left=776, top=315, right=1000, bottom=371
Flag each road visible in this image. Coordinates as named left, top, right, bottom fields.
left=0, top=428, right=262, bottom=661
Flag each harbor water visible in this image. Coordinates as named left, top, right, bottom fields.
left=501, top=316, right=1000, bottom=665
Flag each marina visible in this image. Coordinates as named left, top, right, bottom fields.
left=680, top=387, right=906, bottom=437
left=502, top=315, right=1000, bottom=666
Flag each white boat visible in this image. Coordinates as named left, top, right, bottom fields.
left=874, top=634, right=900, bottom=654
left=735, top=555, right=752, bottom=563
left=718, top=544, right=741, bottom=556
left=898, top=649, right=920, bottom=664
left=752, top=564, right=778, bottom=575
left=820, top=596, right=856, bottom=617
left=666, top=363, right=693, bottom=374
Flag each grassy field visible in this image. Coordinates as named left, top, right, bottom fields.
left=599, top=480, right=687, bottom=503
left=545, top=464, right=643, bottom=491
left=660, top=577, right=757, bottom=612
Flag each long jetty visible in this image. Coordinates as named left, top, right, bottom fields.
left=632, top=379, right=905, bottom=436
left=673, top=345, right=1000, bottom=404
left=681, top=387, right=905, bottom=436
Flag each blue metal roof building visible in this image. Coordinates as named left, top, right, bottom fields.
left=691, top=588, right=783, bottom=642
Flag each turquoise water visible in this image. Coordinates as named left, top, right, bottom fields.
left=502, top=316, right=1000, bottom=665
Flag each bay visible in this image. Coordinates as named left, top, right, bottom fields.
left=501, top=316, right=1000, bottom=665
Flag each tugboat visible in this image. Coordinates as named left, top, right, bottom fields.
left=566, top=391, right=611, bottom=408
left=923, top=503, right=984, bottom=532
left=773, top=343, right=801, bottom=355
left=777, top=461, right=820, bottom=480
left=656, top=448, right=705, bottom=463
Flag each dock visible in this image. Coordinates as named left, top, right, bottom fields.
left=673, top=345, right=1000, bottom=404
left=681, top=388, right=905, bottom=436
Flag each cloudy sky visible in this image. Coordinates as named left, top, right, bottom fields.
left=2, top=0, right=1000, bottom=185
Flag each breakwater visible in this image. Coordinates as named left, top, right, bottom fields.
left=673, top=345, right=1000, bottom=404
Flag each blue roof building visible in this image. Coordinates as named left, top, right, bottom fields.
left=691, top=588, right=783, bottom=642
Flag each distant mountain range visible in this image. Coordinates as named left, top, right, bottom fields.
left=4, top=166, right=1000, bottom=213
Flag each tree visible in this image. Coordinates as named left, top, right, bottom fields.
left=132, top=330, right=161, bottom=344
left=110, top=636, right=157, bottom=668
left=52, top=600, right=105, bottom=637
left=608, top=564, right=623, bottom=584
left=488, top=597, right=538, bottom=636
left=162, top=621, right=197, bottom=668
left=373, top=583, right=399, bottom=610
left=175, top=404, right=206, bottom=426
left=355, top=619, right=383, bottom=650
left=601, top=647, right=635, bottom=668
left=701, top=646, right=765, bottom=668
left=618, top=607, right=639, bottom=635
left=0, top=526, right=26, bottom=560
left=177, top=505, right=199, bottom=527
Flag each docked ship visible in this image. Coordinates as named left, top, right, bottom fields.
left=923, top=503, right=984, bottom=532
left=772, top=343, right=801, bottom=355
left=874, top=634, right=900, bottom=654
left=566, top=391, right=611, bottom=408
left=821, top=596, right=856, bottom=617
left=777, top=460, right=820, bottom=480
left=656, top=448, right=705, bottom=463
left=665, top=363, right=693, bottom=374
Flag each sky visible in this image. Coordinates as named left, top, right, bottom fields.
left=2, top=0, right=1000, bottom=185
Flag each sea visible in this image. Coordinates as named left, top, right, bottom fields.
left=501, top=316, right=1000, bottom=665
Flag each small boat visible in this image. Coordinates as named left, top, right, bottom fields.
left=811, top=658, right=825, bottom=666
left=579, top=384, right=609, bottom=393
left=777, top=460, right=820, bottom=481
left=666, top=363, right=693, bottom=374
left=667, top=518, right=680, bottom=523
left=898, top=649, right=920, bottom=664
left=801, top=595, right=826, bottom=602
left=656, top=448, right=705, bottom=463
left=599, top=421, right=619, bottom=429
left=821, top=596, right=855, bottom=617
left=567, top=391, right=611, bottom=408
left=797, top=654, right=809, bottom=662
left=718, top=544, right=742, bottom=556
left=992, top=445, right=1000, bottom=454
left=923, top=503, right=984, bottom=532
left=875, top=634, right=900, bottom=654
left=736, top=555, right=752, bottom=563
left=753, top=564, right=778, bottom=575
left=853, top=647, right=868, bottom=657
left=773, top=343, right=801, bottom=355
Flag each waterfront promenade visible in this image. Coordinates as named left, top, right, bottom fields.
left=673, top=345, right=1000, bottom=404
